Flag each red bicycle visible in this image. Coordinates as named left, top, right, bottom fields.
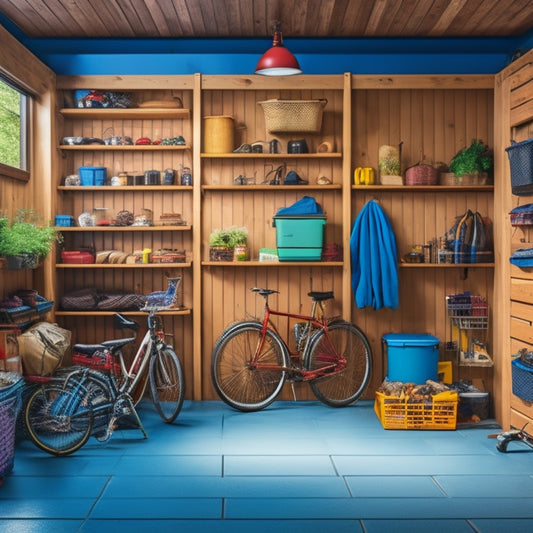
left=211, top=287, right=372, bottom=411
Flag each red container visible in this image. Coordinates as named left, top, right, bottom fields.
left=61, top=251, right=95, bottom=264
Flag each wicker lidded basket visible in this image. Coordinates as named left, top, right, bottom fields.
left=258, top=99, right=327, bottom=133
left=405, top=163, right=438, bottom=186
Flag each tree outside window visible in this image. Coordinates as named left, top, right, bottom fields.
left=0, top=77, right=29, bottom=181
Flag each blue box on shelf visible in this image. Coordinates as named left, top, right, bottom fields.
left=54, top=215, right=75, bottom=227
left=79, top=166, right=106, bottom=186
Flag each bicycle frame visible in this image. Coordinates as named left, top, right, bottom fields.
left=56, top=310, right=166, bottom=431
left=112, top=309, right=168, bottom=400
left=250, top=295, right=347, bottom=381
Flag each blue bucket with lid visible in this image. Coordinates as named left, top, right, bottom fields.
left=382, top=333, right=440, bottom=384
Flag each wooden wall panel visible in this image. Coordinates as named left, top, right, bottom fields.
left=200, top=85, right=345, bottom=400
left=201, top=265, right=343, bottom=400
left=351, top=88, right=494, bottom=396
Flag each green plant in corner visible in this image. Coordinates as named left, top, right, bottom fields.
left=449, top=139, right=493, bottom=178
left=0, top=209, right=62, bottom=266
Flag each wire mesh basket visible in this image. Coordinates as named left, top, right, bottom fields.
left=506, top=138, right=533, bottom=196
left=0, top=372, right=23, bottom=484
left=446, top=294, right=488, bottom=329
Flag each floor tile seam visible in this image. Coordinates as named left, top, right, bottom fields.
left=83, top=476, right=113, bottom=523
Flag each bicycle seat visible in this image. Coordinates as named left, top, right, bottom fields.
left=101, top=337, right=136, bottom=351
left=308, top=291, right=334, bottom=302
left=251, top=287, right=279, bottom=296
left=72, top=343, right=106, bottom=356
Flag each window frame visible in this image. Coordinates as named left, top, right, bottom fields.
left=0, top=74, right=31, bottom=183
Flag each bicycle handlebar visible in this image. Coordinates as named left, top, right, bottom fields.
left=251, top=287, right=279, bottom=297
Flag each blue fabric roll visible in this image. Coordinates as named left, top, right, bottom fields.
left=350, top=199, right=399, bottom=310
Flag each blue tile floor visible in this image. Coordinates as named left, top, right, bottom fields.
left=2, top=399, right=533, bottom=532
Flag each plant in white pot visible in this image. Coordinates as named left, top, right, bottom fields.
left=0, top=209, right=62, bottom=269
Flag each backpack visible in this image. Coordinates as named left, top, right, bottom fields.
left=445, top=210, right=493, bottom=263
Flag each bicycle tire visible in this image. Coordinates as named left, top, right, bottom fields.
left=25, top=385, right=94, bottom=456
left=306, top=321, right=372, bottom=407
left=149, top=346, right=185, bottom=423
left=211, top=321, right=289, bottom=412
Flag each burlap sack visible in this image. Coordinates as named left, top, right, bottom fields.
left=19, top=322, right=71, bottom=376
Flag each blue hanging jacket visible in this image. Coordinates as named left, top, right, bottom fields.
left=350, top=200, right=399, bottom=310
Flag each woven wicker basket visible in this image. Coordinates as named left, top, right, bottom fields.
left=405, top=164, right=438, bottom=186
left=209, top=246, right=234, bottom=261
left=439, top=172, right=488, bottom=186
left=258, top=99, right=327, bottom=133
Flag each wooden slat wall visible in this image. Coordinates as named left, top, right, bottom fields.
left=199, top=83, right=494, bottom=401
left=200, top=84, right=345, bottom=400
left=351, top=88, right=494, bottom=396
left=51, top=85, right=195, bottom=396
left=0, top=23, right=55, bottom=302
left=503, top=58, right=533, bottom=429
left=3, top=65, right=497, bottom=404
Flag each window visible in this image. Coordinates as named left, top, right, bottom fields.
left=0, top=76, right=30, bottom=182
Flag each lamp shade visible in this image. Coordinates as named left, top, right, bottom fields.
left=255, top=26, right=302, bottom=76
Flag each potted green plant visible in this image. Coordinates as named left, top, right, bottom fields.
left=208, top=226, right=248, bottom=261
left=0, top=209, right=62, bottom=269
left=228, top=226, right=248, bottom=261
left=209, top=228, right=234, bottom=261
left=444, top=139, right=493, bottom=185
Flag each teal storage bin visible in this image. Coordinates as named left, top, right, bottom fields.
left=382, top=333, right=440, bottom=384
left=272, top=215, right=326, bottom=261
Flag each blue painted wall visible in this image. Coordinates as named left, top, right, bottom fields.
left=2, top=14, right=533, bottom=75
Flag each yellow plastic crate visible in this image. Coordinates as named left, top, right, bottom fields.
left=374, top=390, right=458, bottom=430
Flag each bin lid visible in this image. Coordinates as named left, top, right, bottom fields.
left=272, top=215, right=326, bottom=227
left=382, top=333, right=440, bottom=347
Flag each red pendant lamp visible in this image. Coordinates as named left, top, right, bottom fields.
left=255, top=23, right=302, bottom=76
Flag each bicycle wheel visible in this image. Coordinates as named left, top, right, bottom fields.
left=306, top=321, right=371, bottom=407
left=211, top=321, right=289, bottom=412
left=25, top=385, right=93, bottom=456
left=149, top=346, right=185, bottom=423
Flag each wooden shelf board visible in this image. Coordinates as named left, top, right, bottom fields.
left=202, top=184, right=342, bottom=191
left=202, top=261, right=343, bottom=267
left=399, top=263, right=495, bottom=268
left=55, top=309, right=191, bottom=317
left=57, top=225, right=192, bottom=232
left=352, top=185, right=494, bottom=192
left=60, top=108, right=190, bottom=120
left=201, top=261, right=494, bottom=268
left=60, top=144, right=190, bottom=151
left=58, top=185, right=193, bottom=191
left=201, top=152, right=342, bottom=159
left=56, top=262, right=192, bottom=269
